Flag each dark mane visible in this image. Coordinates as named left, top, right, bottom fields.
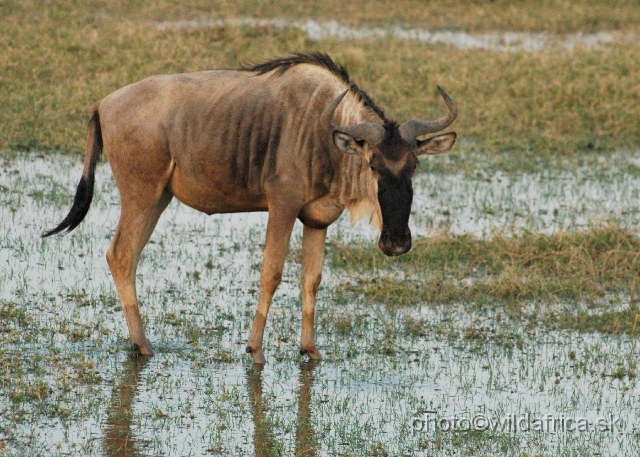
left=241, top=52, right=391, bottom=124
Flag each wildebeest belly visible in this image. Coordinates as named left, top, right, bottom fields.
left=168, top=162, right=268, bottom=214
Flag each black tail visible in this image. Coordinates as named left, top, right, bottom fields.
left=42, top=109, right=103, bottom=237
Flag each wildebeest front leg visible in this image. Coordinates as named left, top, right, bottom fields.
left=300, top=225, right=326, bottom=360
left=246, top=206, right=299, bottom=364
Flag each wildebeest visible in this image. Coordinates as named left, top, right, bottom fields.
left=44, top=53, right=457, bottom=364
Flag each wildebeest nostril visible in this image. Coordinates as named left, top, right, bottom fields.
left=378, top=239, right=409, bottom=257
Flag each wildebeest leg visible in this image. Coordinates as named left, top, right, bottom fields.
left=246, top=205, right=299, bottom=364
left=106, top=189, right=173, bottom=356
left=300, top=225, right=326, bottom=360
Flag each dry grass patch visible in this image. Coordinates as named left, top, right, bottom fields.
left=330, top=225, right=640, bottom=309
left=6, top=0, right=640, bottom=32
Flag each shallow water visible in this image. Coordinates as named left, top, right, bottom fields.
left=1, top=155, right=639, bottom=456
left=155, top=17, right=634, bottom=52
left=411, top=164, right=640, bottom=238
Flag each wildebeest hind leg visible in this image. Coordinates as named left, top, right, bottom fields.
left=106, top=189, right=173, bottom=356
left=300, top=225, right=326, bottom=360
left=246, top=204, right=299, bottom=364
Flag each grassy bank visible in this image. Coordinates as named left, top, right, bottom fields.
left=330, top=226, right=640, bottom=321
left=1, top=2, right=639, bottom=171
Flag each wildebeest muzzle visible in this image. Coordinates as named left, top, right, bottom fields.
left=377, top=175, right=413, bottom=257
left=379, top=226, right=412, bottom=256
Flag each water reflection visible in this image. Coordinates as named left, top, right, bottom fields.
left=103, top=353, right=149, bottom=457
left=294, top=361, right=318, bottom=457
left=246, top=361, right=319, bottom=456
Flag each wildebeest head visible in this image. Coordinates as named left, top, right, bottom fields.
left=323, top=87, right=457, bottom=257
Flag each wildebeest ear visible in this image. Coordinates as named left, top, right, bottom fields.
left=333, top=131, right=366, bottom=156
left=416, top=132, right=456, bottom=156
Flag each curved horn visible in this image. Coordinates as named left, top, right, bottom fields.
left=399, top=85, right=457, bottom=141
left=322, top=90, right=385, bottom=145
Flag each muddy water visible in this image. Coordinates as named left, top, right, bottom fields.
left=1, top=155, right=639, bottom=456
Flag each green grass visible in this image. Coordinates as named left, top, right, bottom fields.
left=1, top=2, right=640, bottom=172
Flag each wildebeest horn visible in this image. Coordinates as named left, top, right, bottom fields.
left=322, top=90, right=386, bottom=145
left=399, top=85, right=457, bottom=141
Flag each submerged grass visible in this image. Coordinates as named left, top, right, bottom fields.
left=1, top=2, right=640, bottom=171
left=2, top=156, right=640, bottom=456
left=330, top=225, right=640, bottom=309
left=556, top=307, right=640, bottom=337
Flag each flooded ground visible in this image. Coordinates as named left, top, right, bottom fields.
left=411, top=156, right=640, bottom=238
left=1, top=154, right=639, bottom=456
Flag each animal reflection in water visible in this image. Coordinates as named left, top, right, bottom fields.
left=102, top=356, right=318, bottom=456
left=247, top=361, right=319, bottom=457
left=103, top=353, right=149, bottom=457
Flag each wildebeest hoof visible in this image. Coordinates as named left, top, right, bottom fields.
left=300, top=346, right=322, bottom=360
left=247, top=349, right=266, bottom=364
left=131, top=341, right=153, bottom=356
